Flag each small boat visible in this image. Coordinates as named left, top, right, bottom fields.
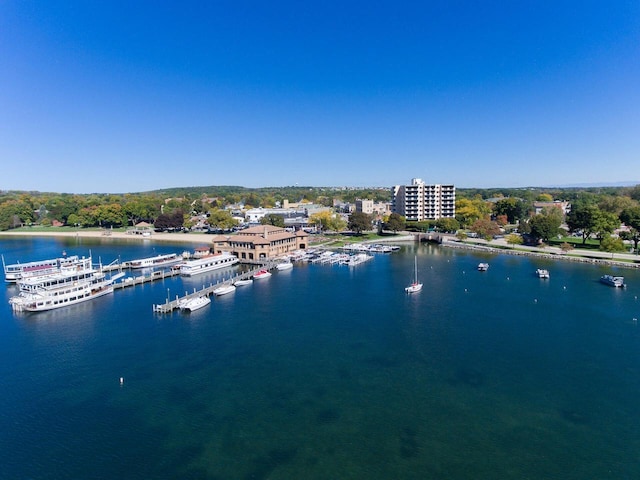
left=478, top=263, right=489, bottom=271
left=600, top=274, right=624, bottom=288
left=253, top=269, right=272, bottom=280
left=181, top=296, right=211, bottom=312
left=536, top=269, right=550, bottom=279
left=233, top=278, right=253, bottom=286
left=213, top=284, right=236, bottom=296
left=276, top=261, right=293, bottom=271
left=405, top=256, right=423, bottom=293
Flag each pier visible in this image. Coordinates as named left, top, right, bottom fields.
left=113, top=268, right=181, bottom=289
left=152, top=261, right=279, bottom=313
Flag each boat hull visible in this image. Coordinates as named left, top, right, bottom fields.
left=213, top=285, right=236, bottom=296
left=181, top=296, right=211, bottom=312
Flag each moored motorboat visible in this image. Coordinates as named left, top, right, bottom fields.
left=213, top=284, right=236, bottom=296
left=253, top=269, right=272, bottom=279
left=478, top=263, right=489, bottom=271
left=276, top=261, right=293, bottom=271
left=600, top=274, right=624, bottom=287
left=233, top=278, right=253, bottom=286
left=180, top=295, right=211, bottom=312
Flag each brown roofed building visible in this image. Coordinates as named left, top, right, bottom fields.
left=208, top=225, right=309, bottom=263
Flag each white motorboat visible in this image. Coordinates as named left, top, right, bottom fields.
left=181, top=295, right=211, bottom=312
left=253, top=269, right=272, bottom=280
left=600, top=274, right=624, bottom=287
left=213, top=284, right=236, bottom=296
left=536, top=268, right=550, bottom=279
left=405, top=256, right=423, bottom=293
left=233, top=278, right=253, bottom=286
left=276, top=261, right=293, bottom=271
left=478, top=263, right=489, bottom=271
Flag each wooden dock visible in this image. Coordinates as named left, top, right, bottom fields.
left=113, top=268, right=180, bottom=289
left=152, top=261, right=279, bottom=313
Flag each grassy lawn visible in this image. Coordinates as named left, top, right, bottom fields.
left=548, top=236, right=601, bottom=250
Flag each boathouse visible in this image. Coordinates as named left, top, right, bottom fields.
left=208, top=225, right=308, bottom=263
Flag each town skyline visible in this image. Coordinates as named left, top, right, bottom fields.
left=2, top=2, right=638, bottom=194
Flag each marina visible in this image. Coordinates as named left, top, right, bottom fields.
left=1, top=236, right=640, bottom=479
left=152, top=261, right=279, bottom=313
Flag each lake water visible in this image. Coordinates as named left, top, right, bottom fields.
left=1, top=236, right=640, bottom=479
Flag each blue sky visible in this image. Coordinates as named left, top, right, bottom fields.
left=1, top=1, right=639, bottom=193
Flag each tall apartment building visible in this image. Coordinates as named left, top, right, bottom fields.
left=391, top=178, right=456, bottom=221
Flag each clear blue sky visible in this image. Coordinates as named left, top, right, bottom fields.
left=2, top=1, right=639, bottom=193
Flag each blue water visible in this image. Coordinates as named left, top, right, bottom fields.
left=2, top=236, right=640, bottom=479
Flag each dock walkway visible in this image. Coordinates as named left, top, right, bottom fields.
left=152, top=261, right=278, bottom=313
left=113, top=268, right=180, bottom=289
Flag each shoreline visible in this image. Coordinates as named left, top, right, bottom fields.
left=443, top=239, right=640, bottom=270
left=1, top=229, right=639, bottom=270
left=0, top=229, right=216, bottom=246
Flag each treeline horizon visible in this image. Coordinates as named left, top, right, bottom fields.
left=1, top=184, right=640, bottom=233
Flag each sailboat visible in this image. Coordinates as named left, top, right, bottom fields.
left=405, top=256, right=423, bottom=293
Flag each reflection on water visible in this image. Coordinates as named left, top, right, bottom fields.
left=1, top=238, right=640, bottom=479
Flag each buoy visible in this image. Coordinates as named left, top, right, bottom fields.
left=119, top=377, right=124, bottom=385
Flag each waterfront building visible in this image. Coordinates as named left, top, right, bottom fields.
left=391, top=178, right=456, bottom=221
left=207, top=225, right=309, bottom=263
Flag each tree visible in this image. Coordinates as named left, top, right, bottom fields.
left=348, top=212, right=372, bottom=234
left=536, top=193, right=554, bottom=202
left=598, top=195, right=637, bottom=215
left=455, top=197, right=491, bottom=228
left=309, top=211, right=333, bottom=233
left=560, top=242, right=574, bottom=253
left=260, top=214, right=285, bottom=227
left=154, top=210, right=185, bottom=230
left=493, top=198, right=528, bottom=223
left=435, top=217, right=459, bottom=233
left=566, top=202, right=599, bottom=244
left=600, top=235, right=625, bottom=253
left=620, top=206, right=640, bottom=252
left=528, top=207, right=563, bottom=243
left=385, top=213, right=406, bottom=233
left=592, top=210, right=620, bottom=243
left=506, top=234, right=523, bottom=245
left=95, top=203, right=127, bottom=227
left=208, top=209, right=238, bottom=230
left=309, top=211, right=346, bottom=233
left=470, top=218, right=501, bottom=240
